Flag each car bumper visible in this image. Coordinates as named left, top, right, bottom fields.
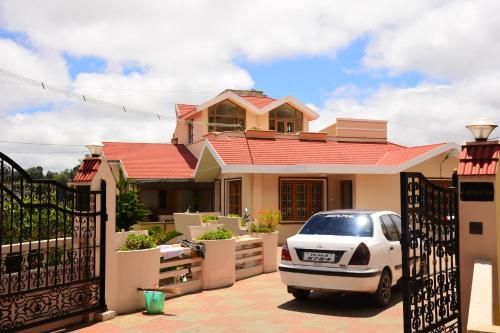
left=279, top=263, right=382, bottom=293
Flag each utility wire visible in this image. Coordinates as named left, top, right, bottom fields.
left=0, top=68, right=166, bottom=120
left=0, top=140, right=85, bottom=146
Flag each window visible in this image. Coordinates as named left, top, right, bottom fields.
left=225, top=179, right=242, bottom=215
left=389, top=214, right=402, bottom=238
left=340, top=180, right=353, bottom=209
left=188, top=120, right=194, bottom=144
left=159, top=190, right=167, bottom=209
left=269, top=104, right=303, bottom=133
left=280, top=179, right=325, bottom=221
left=380, top=215, right=399, bottom=241
left=208, top=100, right=246, bottom=132
left=300, top=213, right=373, bottom=237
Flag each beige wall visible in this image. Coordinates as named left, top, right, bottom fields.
left=459, top=175, right=499, bottom=329
left=88, top=159, right=119, bottom=314
left=174, top=100, right=314, bottom=145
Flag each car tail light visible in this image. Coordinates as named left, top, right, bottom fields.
left=348, top=242, right=370, bottom=265
left=281, top=240, right=292, bottom=261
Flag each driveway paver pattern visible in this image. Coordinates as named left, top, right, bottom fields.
left=64, top=271, right=403, bottom=333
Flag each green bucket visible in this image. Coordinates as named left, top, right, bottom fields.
left=143, top=291, right=165, bottom=314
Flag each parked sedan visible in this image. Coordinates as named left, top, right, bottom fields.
left=279, top=210, right=403, bottom=307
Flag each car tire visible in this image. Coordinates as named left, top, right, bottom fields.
left=291, top=289, right=310, bottom=300
left=373, top=269, right=392, bottom=307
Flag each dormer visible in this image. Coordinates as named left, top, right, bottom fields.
left=172, top=89, right=319, bottom=146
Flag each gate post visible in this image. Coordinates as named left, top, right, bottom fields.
left=99, top=179, right=108, bottom=312
left=457, top=139, right=500, bottom=330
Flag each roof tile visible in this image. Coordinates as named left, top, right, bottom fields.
left=103, top=142, right=197, bottom=179
left=458, top=143, right=499, bottom=176
left=73, top=158, right=101, bottom=182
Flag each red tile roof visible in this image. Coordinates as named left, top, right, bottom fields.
left=458, top=143, right=499, bottom=176
left=241, top=95, right=276, bottom=109
left=176, top=104, right=197, bottom=118
left=208, top=136, right=446, bottom=166
left=103, top=142, right=197, bottom=179
left=73, top=158, right=101, bottom=182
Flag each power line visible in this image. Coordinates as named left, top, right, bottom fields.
left=2, top=151, right=88, bottom=154
left=0, top=68, right=167, bottom=120
left=0, top=140, right=85, bottom=146
left=0, top=80, right=218, bottom=94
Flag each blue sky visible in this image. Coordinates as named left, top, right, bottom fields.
left=237, top=38, right=425, bottom=104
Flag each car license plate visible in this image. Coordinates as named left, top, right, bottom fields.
left=303, top=252, right=335, bottom=262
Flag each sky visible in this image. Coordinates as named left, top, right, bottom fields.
left=1, top=0, right=500, bottom=171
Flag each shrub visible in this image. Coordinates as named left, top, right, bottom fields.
left=197, top=227, right=233, bottom=240
left=202, top=215, right=218, bottom=223
left=116, top=178, right=150, bottom=231
left=250, top=210, right=281, bottom=233
left=119, top=234, right=156, bottom=251
left=148, top=226, right=183, bottom=245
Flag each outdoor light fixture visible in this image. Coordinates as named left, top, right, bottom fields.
left=86, top=142, right=104, bottom=157
left=466, top=117, right=498, bottom=141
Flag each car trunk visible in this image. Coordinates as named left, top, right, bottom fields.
left=287, top=234, right=372, bottom=268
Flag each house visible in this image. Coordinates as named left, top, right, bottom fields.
left=73, top=89, right=459, bottom=241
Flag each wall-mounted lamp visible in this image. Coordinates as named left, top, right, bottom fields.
left=466, top=118, right=498, bottom=142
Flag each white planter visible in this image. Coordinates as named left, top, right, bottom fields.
left=189, top=223, right=223, bottom=240
left=115, top=247, right=160, bottom=314
left=252, top=231, right=279, bottom=273
left=199, top=238, right=236, bottom=290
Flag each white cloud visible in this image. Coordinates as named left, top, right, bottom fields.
left=311, top=73, right=500, bottom=146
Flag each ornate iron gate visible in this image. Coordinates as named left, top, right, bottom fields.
left=400, top=172, right=461, bottom=333
left=0, top=152, right=107, bottom=332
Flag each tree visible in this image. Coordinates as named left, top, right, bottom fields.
left=26, top=166, right=44, bottom=179
left=116, top=178, right=150, bottom=231
left=24, top=165, right=80, bottom=185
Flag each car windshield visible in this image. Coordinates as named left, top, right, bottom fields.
left=299, top=213, right=373, bottom=237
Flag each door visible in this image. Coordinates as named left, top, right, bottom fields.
left=379, top=214, right=402, bottom=281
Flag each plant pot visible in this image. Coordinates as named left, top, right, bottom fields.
left=251, top=231, right=279, bottom=273
left=116, top=247, right=160, bottom=314
left=199, top=238, right=236, bottom=289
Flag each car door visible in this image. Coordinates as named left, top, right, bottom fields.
left=379, top=215, right=403, bottom=281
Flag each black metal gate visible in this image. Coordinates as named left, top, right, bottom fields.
left=400, top=172, right=461, bottom=333
left=0, top=152, right=107, bottom=332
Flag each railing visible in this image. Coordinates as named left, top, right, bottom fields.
left=158, top=247, right=203, bottom=297
left=235, top=237, right=263, bottom=281
left=155, top=236, right=265, bottom=298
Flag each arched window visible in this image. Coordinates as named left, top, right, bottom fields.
left=268, top=104, right=303, bottom=133
left=208, top=100, right=246, bottom=132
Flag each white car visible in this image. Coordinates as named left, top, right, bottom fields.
left=279, top=210, right=404, bottom=307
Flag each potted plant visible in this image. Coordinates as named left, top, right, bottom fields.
left=116, top=234, right=160, bottom=314
left=197, top=227, right=236, bottom=290
left=250, top=210, right=281, bottom=273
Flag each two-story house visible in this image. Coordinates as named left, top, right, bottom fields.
left=73, top=89, right=459, bottom=241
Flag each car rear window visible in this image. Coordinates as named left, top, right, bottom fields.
left=299, top=213, right=373, bottom=237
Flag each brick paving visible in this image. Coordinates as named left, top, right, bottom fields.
left=63, top=271, right=403, bottom=333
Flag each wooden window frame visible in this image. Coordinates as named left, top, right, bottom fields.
left=269, top=104, right=304, bottom=133
left=278, top=177, right=328, bottom=223
left=188, top=120, right=194, bottom=144
left=224, top=177, right=242, bottom=216
left=208, top=100, right=246, bottom=132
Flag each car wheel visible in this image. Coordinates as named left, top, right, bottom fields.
left=291, top=289, right=310, bottom=300
left=373, top=269, right=392, bottom=307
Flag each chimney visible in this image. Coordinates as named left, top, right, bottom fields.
left=333, top=118, right=387, bottom=143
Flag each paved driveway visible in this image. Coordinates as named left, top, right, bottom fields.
left=65, top=270, right=403, bottom=333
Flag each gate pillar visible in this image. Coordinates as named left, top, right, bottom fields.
left=457, top=139, right=500, bottom=330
